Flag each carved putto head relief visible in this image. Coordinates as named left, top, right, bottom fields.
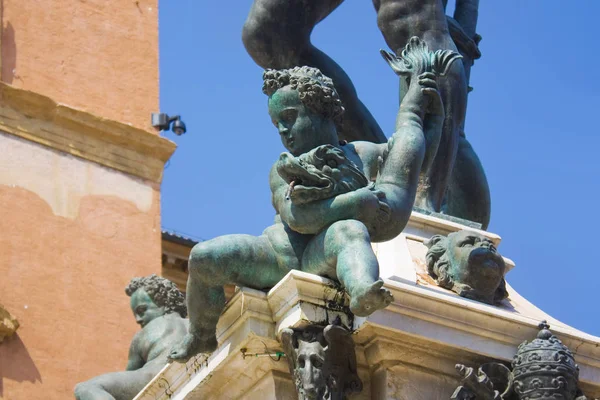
left=281, top=322, right=362, bottom=400
left=425, top=230, right=507, bottom=305
left=125, top=274, right=187, bottom=327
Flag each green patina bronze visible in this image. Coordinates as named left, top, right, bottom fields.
left=169, top=38, right=460, bottom=362
left=243, top=0, right=491, bottom=228
left=74, top=275, right=188, bottom=400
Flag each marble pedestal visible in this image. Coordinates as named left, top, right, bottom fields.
left=134, top=212, right=600, bottom=400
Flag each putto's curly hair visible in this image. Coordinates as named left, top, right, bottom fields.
left=424, top=235, right=453, bottom=288
left=125, top=274, right=187, bottom=318
left=262, top=66, right=344, bottom=125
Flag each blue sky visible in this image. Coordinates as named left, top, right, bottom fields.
left=159, top=2, right=600, bottom=336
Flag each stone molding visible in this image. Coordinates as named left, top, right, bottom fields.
left=0, top=82, right=176, bottom=183
left=0, top=303, right=19, bottom=342
left=405, top=211, right=501, bottom=246
left=268, top=271, right=352, bottom=336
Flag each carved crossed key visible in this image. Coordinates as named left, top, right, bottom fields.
left=451, top=363, right=510, bottom=400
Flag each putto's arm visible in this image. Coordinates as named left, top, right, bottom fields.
left=370, top=38, right=456, bottom=241
left=368, top=85, right=429, bottom=241
left=125, top=332, right=145, bottom=371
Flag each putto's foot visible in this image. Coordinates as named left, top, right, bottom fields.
left=349, top=279, right=393, bottom=317
left=168, top=333, right=218, bottom=363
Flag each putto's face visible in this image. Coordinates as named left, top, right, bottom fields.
left=446, top=231, right=506, bottom=299
left=129, top=288, right=166, bottom=328
left=268, top=86, right=330, bottom=156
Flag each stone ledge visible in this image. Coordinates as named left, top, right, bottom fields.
left=406, top=211, right=501, bottom=246
left=0, top=82, right=176, bottom=183
left=267, top=270, right=352, bottom=336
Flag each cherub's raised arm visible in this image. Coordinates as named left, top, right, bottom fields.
left=369, top=37, right=458, bottom=241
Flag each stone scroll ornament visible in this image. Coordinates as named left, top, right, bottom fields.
left=450, top=321, right=596, bottom=400
left=424, top=230, right=508, bottom=305
left=74, top=275, right=188, bottom=400
left=281, top=319, right=362, bottom=400
left=167, top=37, right=463, bottom=363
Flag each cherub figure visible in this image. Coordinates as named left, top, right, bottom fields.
left=169, top=38, right=459, bottom=362
left=74, top=275, right=188, bottom=400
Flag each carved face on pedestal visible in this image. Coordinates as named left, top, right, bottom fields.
left=425, top=230, right=508, bottom=305
left=129, top=288, right=166, bottom=328
left=281, top=323, right=363, bottom=400
left=268, top=86, right=338, bottom=157
left=296, top=340, right=326, bottom=399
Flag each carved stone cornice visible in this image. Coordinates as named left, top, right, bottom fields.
left=0, top=82, right=176, bottom=183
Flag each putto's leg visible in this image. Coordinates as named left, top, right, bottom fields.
left=305, top=47, right=387, bottom=143
left=169, top=233, right=287, bottom=362
left=242, top=0, right=386, bottom=143
left=242, top=0, right=341, bottom=68
left=302, top=220, right=392, bottom=316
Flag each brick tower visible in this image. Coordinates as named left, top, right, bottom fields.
left=0, top=1, right=174, bottom=398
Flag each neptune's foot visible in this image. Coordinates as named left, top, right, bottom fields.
left=414, top=192, right=438, bottom=213
left=349, top=279, right=393, bottom=317
left=168, top=333, right=218, bottom=363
